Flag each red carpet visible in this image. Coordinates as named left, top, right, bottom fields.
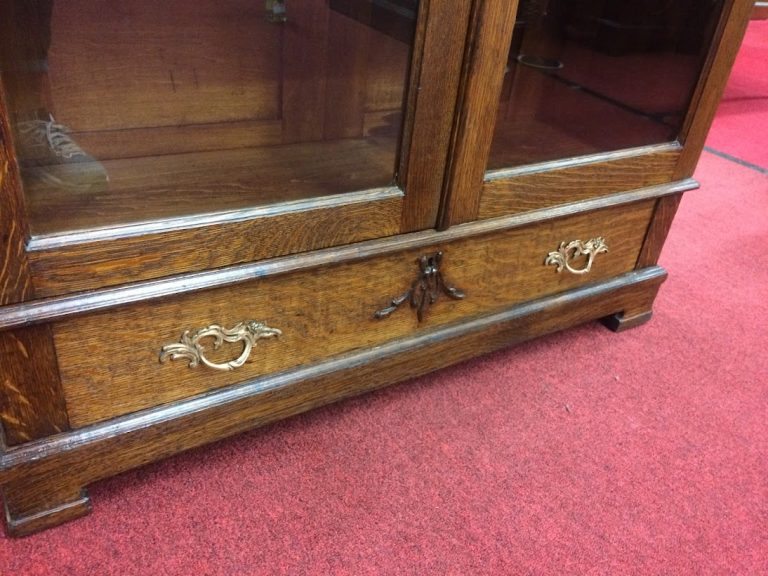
left=2, top=23, right=767, bottom=576
left=706, top=20, right=768, bottom=168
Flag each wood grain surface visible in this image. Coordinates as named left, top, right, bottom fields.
left=479, top=145, right=681, bottom=218
left=48, top=0, right=281, bottom=132
left=675, top=0, right=754, bottom=178
left=398, top=0, right=475, bottom=232
left=28, top=188, right=403, bottom=297
left=25, top=138, right=400, bottom=235
left=636, top=193, right=685, bottom=268
left=0, top=89, right=33, bottom=306
left=52, top=200, right=655, bottom=426
left=0, top=326, right=70, bottom=446
left=0, top=266, right=668, bottom=535
left=0, top=180, right=696, bottom=333
left=0, top=84, right=71, bottom=447
left=439, top=0, right=520, bottom=228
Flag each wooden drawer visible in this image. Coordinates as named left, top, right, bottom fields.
left=53, top=200, right=655, bottom=426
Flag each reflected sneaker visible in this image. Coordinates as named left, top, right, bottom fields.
left=15, top=114, right=108, bottom=191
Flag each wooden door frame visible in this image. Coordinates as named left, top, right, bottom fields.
left=0, top=0, right=475, bottom=297
left=439, top=0, right=754, bottom=227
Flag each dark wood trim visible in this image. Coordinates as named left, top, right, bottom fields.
left=479, top=144, right=682, bottom=218
left=3, top=485, right=91, bottom=538
left=635, top=194, right=684, bottom=269
left=675, top=0, right=754, bottom=178
left=0, top=84, right=71, bottom=447
left=28, top=187, right=402, bottom=250
left=0, top=326, right=71, bottom=446
left=0, top=81, right=33, bottom=306
left=0, top=267, right=667, bottom=493
left=439, top=0, right=519, bottom=228
left=398, top=0, right=475, bottom=232
left=483, top=143, right=681, bottom=184
left=753, top=2, right=768, bottom=19
left=601, top=284, right=663, bottom=333
left=0, top=180, right=695, bottom=332
left=393, top=0, right=429, bottom=193
left=602, top=310, right=654, bottom=332
left=53, top=199, right=654, bottom=426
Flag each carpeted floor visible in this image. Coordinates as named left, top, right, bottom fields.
left=706, top=20, right=768, bottom=169
left=2, top=21, right=767, bottom=576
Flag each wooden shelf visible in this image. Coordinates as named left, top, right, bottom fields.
left=24, top=136, right=398, bottom=236
left=489, top=64, right=679, bottom=170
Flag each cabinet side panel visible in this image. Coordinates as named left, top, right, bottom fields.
left=0, top=82, right=71, bottom=445
left=0, top=325, right=70, bottom=445
left=675, top=0, right=754, bottom=178
left=0, top=84, right=32, bottom=306
left=636, top=194, right=684, bottom=268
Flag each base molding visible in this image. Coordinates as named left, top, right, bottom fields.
left=0, top=266, right=667, bottom=535
left=4, top=487, right=92, bottom=538
left=602, top=310, right=654, bottom=332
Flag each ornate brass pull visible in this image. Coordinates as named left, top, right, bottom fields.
left=374, top=251, right=465, bottom=322
left=545, top=237, right=608, bottom=275
left=159, top=321, right=281, bottom=372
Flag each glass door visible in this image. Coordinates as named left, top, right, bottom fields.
left=440, top=0, right=735, bottom=226
left=0, top=0, right=472, bottom=294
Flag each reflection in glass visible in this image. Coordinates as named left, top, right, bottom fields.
left=0, top=0, right=419, bottom=235
left=488, top=0, right=724, bottom=170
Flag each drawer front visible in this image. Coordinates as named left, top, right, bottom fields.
left=53, top=200, right=655, bottom=426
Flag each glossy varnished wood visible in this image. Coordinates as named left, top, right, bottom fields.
left=439, top=0, right=519, bottom=227
left=0, top=326, right=70, bottom=446
left=281, top=0, right=329, bottom=144
left=0, top=0, right=748, bottom=538
left=3, top=484, right=91, bottom=538
left=445, top=0, right=743, bottom=225
left=20, top=0, right=476, bottom=295
left=479, top=144, right=681, bottom=218
left=636, top=194, right=685, bottom=269
left=0, top=88, right=71, bottom=447
left=52, top=200, right=656, bottom=426
left=675, top=0, right=754, bottom=178
left=398, top=0, right=475, bottom=232
left=28, top=188, right=403, bottom=297
left=0, top=179, right=697, bottom=333
left=24, top=138, right=401, bottom=235
left=0, top=89, right=32, bottom=306
left=0, top=267, right=667, bottom=535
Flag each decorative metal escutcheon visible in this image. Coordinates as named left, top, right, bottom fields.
left=545, top=237, right=608, bottom=275
left=374, top=251, right=465, bottom=322
left=159, top=320, right=281, bottom=372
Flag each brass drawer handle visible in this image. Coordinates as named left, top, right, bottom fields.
left=545, top=237, right=608, bottom=275
left=374, top=251, right=465, bottom=322
left=160, top=321, right=281, bottom=372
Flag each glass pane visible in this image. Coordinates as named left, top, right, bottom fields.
left=488, top=0, right=724, bottom=170
left=0, top=0, right=418, bottom=235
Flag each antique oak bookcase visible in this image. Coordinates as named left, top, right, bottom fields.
left=0, top=0, right=752, bottom=535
